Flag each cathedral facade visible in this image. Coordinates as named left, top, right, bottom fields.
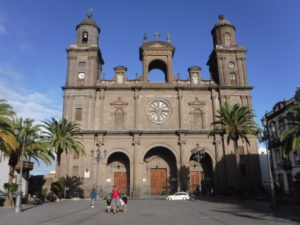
left=60, top=14, right=261, bottom=197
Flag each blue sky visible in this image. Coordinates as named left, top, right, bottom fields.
left=0, top=0, right=299, bottom=174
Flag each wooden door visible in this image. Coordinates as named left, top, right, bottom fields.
left=114, top=172, right=127, bottom=195
left=150, top=168, right=167, bottom=195
left=191, top=171, right=203, bottom=194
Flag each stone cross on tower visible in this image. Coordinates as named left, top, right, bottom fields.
left=154, top=32, right=160, bottom=40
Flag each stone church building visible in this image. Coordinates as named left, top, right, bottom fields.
left=60, top=14, right=261, bottom=197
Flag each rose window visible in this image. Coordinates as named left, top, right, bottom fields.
left=148, top=100, right=170, bottom=123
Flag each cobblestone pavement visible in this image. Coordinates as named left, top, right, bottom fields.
left=0, top=198, right=299, bottom=225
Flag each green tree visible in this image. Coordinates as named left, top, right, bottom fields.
left=209, top=104, right=260, bottom=178
left=3, top=118, right=54, bottom=207
left=280, top=101, right=300, bottom=157
left=0, top=99, right=15, bottom=154
left=42, top=118, right=84, bottom=176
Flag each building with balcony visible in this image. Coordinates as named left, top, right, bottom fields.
left=262, top=87, right=300, bottom=195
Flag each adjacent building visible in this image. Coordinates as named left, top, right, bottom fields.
left=59, top=13, right=261, bottom=197
left=262, top=88, right=300, bottom=195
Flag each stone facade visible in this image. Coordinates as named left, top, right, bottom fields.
left=59, top=13, right=261, bottom=197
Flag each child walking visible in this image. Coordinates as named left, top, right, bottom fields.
left=90, top=188, right=97, bottom=208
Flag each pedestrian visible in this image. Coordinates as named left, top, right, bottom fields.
left=106, top=198, right=111, bottom=213
left=121, top=195, right=128, bottom=213
left=90, top=188, right=97, bottom=208
left=111, top=186, right=119, bottom=214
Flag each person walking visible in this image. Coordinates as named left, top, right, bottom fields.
left=111, top=186, right=119, bottom=214
left=90, top=188, right=97, bottom=208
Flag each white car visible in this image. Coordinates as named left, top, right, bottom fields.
left=166, top=192, right=190, bottom=200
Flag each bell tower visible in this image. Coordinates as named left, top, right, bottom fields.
left=139, top=34, right=176, bottom=83
left=207, top=15, right=248, bottom=86
left=65, top=13, right=104, bottom=87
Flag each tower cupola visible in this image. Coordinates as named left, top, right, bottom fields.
left=76, top=12, right=100, bottom=46
left=211, top=15, right=236, bottom=47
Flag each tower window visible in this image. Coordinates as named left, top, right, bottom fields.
left=78, top=61, right=86, bottom=67
left=229, top=73, right=237, bottom=85
left=224, top=32, right=231, bottom=46
left=82, top=32, right=88, bottom=43
left=75, top=108, right=83, bottom=121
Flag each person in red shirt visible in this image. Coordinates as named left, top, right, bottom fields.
left=111, top=186, right=119, bottom=214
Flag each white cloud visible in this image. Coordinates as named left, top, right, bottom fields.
left=0, top=69, right=61, bottom=122
left=0, top=66, right=23, bottom=79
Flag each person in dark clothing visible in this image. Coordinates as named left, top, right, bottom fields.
left=106, top=198, right=111, bottom=213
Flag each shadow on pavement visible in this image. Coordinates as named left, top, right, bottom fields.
left=194, top=195, right=300, bottom=224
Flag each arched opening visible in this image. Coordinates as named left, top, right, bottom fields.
left=82, top=31, right=88, bottom=43
left=144, top=146, right=177, bottom=195
left=107, top=152, right=130, bottom=195
left=189, top=152, right=213, bottom=196
left=148, top=60, right=168, bottom=82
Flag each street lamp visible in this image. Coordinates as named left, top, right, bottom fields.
left=262, top=117, right=278, bottom=211
left=14, top=119, right=30, bottom=213
left=191, top=143, right=205, bottom=195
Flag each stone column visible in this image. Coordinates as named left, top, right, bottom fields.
left=134, top=89, right=139, bottom=129
left=177, top=89, right=183, bottom=129
left=132, top=133, right=141, bottom=197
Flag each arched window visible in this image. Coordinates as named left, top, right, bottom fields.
left=82, top=32, right=88, bottom=43
left=224, top=32, right=231, bottom=46
left=115, top=109, right=124, bottom=129
left=229, top=73, right=237, bottom=85
left=192, top=108, right=203, bottom=129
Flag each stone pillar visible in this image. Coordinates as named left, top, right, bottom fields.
left=177, top=89, right=183, bottom=129
left=99, top=89, right=105, bottom=129
left=134, top=89, right=139, bottom=129
left=132, top=133, right=141, bottom=197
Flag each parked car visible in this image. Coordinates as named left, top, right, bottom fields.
left=166, top=192, right=190, bottom=200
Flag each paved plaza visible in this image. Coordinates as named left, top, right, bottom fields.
left=0, top=198, right=299, bottom=225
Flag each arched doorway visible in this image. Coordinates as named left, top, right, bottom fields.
left=189, top=152, right=213, bottom=196
left=144, top=146, right=177, bottom=195
left=107, top=152, right=130, bottom=195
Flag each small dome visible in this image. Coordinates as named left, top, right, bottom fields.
left=214, top=15, right=233, bottom=27
left=76, top=13, right=100, bottom=32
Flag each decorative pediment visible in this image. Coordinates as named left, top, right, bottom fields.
left=188, top=97, right=206, bottom=106
left=110, top=97, right=128, bottom=106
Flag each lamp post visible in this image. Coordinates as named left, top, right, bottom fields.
left=191, top=143, right=205, bottom=195
left=262, top=117, right=278, bottom=211
left=14, top=119, right=30, bottom=213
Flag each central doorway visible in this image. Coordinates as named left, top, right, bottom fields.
left=107, top=152, right=130, bottom=195
left=144, top=146, right=177, bottom=195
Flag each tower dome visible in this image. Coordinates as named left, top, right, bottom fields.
left=76, top=12, right=100, bottom=32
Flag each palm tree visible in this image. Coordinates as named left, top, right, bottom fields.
left=280, top=101, right=300, bottom=157
left=4, top=118, right=54, bottom=207
left=0, top=99, right=15, bottom=153
left=209, top=103, right=260, bottom=179
left=42, top=118, right=84, bottom=177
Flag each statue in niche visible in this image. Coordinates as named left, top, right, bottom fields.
left=116, top=73, right=123, bottom=84
left=191, top=72, right=199, bottom=84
